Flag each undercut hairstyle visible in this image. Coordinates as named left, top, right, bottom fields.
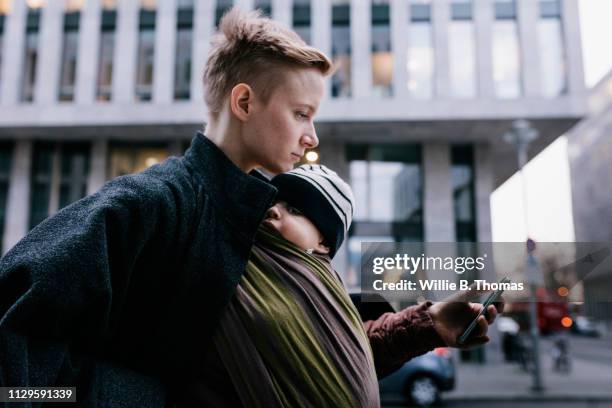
left=203, top=7, right=333, bottom=117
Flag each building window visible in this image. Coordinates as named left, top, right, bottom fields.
left=0, top=1, right=9, bottom=89
left=215, top=0, right=232, bottom=28
left=292, top=0, right=311, bottom=44
left=21, top=4, right=42, bottom=102
left=254, top=0, right=271, bottom=17
left=0, top=142, right=12, bottom=251
left=346, top=143, right=423, bottom=287
left=449, top=0, right=476, bottom=98
left=135, top=0, right=155, bottom=102
left=493, top=0, right=522, bottom=98
left=109, top=143, right=168, bottom=179
left=407, top=0, right=433, bottom=98
left=97, top=2, right=116, bottom=101
left=58, top=3, right=80, bottom=102
left=174, top=0, right=193, bottom=100
left=451, top=145, right=476, bottom=242
left=539, top=0, right=566, bottom=97
left=29, top=143, right=90, bottom=230
left=371, top=0, right=392, bottom=97
left=331, top=1, right=351, bottom=98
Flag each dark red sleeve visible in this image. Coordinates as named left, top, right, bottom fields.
left=363, top=301, right=447, bottom=379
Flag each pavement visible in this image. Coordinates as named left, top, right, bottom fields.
left=443, top=334, right=612, bottom=404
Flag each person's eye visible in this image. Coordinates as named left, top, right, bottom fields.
left=295, top=111, right=309, bottom=120
left=287, top=206, right=303, bottom=216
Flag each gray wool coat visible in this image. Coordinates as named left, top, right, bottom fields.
left=0, top=133, right=277, bottom=407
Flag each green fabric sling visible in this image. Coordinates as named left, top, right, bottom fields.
left=212, top=227, right=380, bottom=407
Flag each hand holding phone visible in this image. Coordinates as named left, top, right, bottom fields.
left=457, top=277, right=510, bottom=345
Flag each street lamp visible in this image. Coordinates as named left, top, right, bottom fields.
left=502, top=119, right=544, bottom=392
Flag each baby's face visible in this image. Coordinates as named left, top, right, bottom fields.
left=262, top=201, right=330, bottom=255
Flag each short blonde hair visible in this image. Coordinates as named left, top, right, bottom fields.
left=203, top=7, right=333, bottom=116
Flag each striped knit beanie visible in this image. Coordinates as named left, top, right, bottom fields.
left=271, top=164, right=354, bottom=258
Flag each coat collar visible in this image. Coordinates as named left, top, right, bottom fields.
left=184, top=132, right=278, bottom=241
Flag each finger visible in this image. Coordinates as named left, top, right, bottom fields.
left=473, top=315, right=489, bottom=338
left=485, top=304, right=498, bottom=324
left=462, top=335, right=490, bottom=349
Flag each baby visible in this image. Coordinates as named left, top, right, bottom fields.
left=189, top=164, right=381, bottom=408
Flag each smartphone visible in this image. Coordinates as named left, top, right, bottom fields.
left=457, top=277, right=510, bottom=345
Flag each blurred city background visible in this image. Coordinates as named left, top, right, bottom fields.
left=0, top=0, right=611, bottom=406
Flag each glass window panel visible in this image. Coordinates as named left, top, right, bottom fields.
left=29, top=143, right=54, bottom=229
left=21, top=10, right=40, bottom=102
left=215, top=0, right=232, bottom=28
left=254, top=0, right=271, bottom=17
left=97, top=24, right=115, bottom=101
left=64, top=0, right=83, bottom=12
left=102, top=0, right=116, bottom=10
left=174, top=27, right=192, bottom=100
left=407, top=23, right=433, bottom=98
left=58, top=144, right=89, bottom=209
left=109, top=145, right=169, bottom=179
left=0, top=16, right=4, bottom=87
left=59, top=17, right=79, bottom=102
left=451, top=0, right=472, bottom=20
left=0, top=0, right=10, bottom=14
left=452, top=145, right=476, bottom=242
left=349, top=145, right=422, bottom=223
left=540, top=0, right=561, bottom=18
left=331, top=4, right=351, bottom=98
left=174, top=5, right=193, bottom=101
left=136, top=25, right=155, bottom=101
left=538, top=17, right=566, bottom=97
left=293, top=1, right=311, bottom=44
left=449, top=21, right=476, bottom=98
left=494, top=0, right=517, bottom=19
left=372, top=3, right=392, bottom=97
left=492, top=20, right=521, bottom=98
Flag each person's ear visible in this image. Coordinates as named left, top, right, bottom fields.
left=230, top=83, right=253, bottom=122
left=314, top=240, right=330, bottom=255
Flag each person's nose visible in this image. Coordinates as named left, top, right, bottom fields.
left=266, top=205, right=281, bottom=220
left=302, top=125, right=319, bottom=149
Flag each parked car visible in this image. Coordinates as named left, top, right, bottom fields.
left=571, top=315, right=601, bottom=337
left=379, top=347, right=455, bottom=407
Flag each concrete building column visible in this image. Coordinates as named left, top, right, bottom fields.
left=191, top=0, right=214, bottom=106
left=34, top=0, right=64, bottom=104
left=351, top=0, right=370, bottom=98
left=87, top=140, right=108, bottom=196
left=312, top=0, right=331, bottom=99
left=272, top=0, right=291, bottom=27
left=432, top=0, right=450, bottom=98
left=153, top=0, right=177, bottom=104
left=112, top=0, right=139, bottom=104
left=0, top=0, right=27, bottom=105
left=561, top=0, right=585, bottom=93
left=423, top=142, right=454, bottom=242
left=391, top=0, right=409, bottom=99
left=318, top=140, right=350, bottom=283
left=75, top=0, right=102, bottom=104
left=2, top=140, right=32, bottom=254
left=474, top=0, right=495, bottom=98
left=517, top=0, right=540, bottom=97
